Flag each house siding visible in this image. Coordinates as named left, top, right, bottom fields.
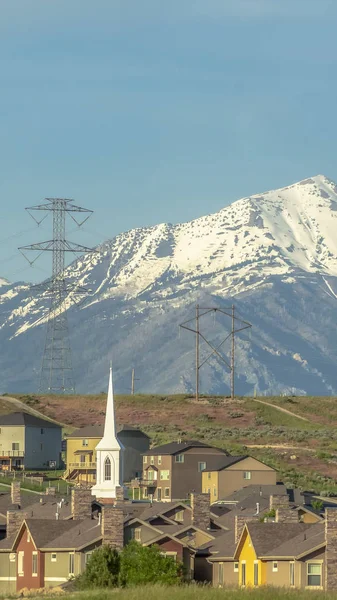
left=0, top=552, right=16, bottom=594
left=16, top=529, right=44, bottom=591
left=24, top=426, right=62, bottom=469
left=0, top=426, right=25, bottom=469
left=212, top=561, right=238, bottom=587
left=171, top=448, right=226, bottom=500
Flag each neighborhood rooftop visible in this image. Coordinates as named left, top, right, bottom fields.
left=0, top=412, right=60, bottom=428
left=143, top=440, right=229, bottom=456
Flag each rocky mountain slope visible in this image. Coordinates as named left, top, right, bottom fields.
left=1, top=174, right=337, bottom=395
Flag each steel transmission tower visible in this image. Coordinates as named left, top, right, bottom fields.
left=19, top=198, right=95, bottom=394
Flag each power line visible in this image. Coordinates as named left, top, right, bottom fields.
left=180, top=304, right=252, bottom=401
left=19, top=198, right=96, bottom=394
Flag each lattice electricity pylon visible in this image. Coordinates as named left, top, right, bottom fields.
left=180, top=305, right=252, bottom=401
left=19, top=198, right=96, bottom=394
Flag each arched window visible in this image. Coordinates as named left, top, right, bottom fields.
left=104, top=456, right=111, bottom=481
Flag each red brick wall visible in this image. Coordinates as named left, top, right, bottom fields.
left=16, top=526, right=44, bottom=592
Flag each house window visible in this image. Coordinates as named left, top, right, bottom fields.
left=12, top=442, right=19, bottom=451
left=207, top=488, right=211, bottom=494
left=18, top=551, right=24, bottom=576
left=32, top=552, right=38, bottom=576
left=104, top=456, right=111, bottom=481
left=51, top=553, right=57, bottom=562
left=40, top=443, right=43, bottom=451
left=213, top=488, right=217, bottom=497
left=134, top=528, right=141, bottom=542
left=69, top=553, right=75, bottom=576
left=164, top=487, right=170, bottom=498
left=158, top=456, right=162, bottom=465
left=41, top=428, right=44, bottom=434
left=150, top=456, right=155, bottom=465
left=160, top=470, right=169, bottom=480
left=290, top=562, right=295, bottom=586
left=85, top=552, right=92, bottom=564
left=307, top=563, right=322, bottom=587
left=82, top=439, right=89, bottom=447
left=143, top=456, right=147, bottom=464
left=147, top=469, right=157, bottom=481
left=208, top=472, right=211, bottom=480
left=243, top=471, right=251, bottom=480
left=198, top=462, right=207, bottom=472
left=218, top=562, right=224, bottom=585
left=9, top=553, right=16, bottom=562
left=254, top=561, right=259, bottom=586
left=273, top=561, right=278, bottom=572
left=161, top=551, right=177, bottom=561
left=143, top=488, right=148, bottom=498
left=175, top=510, right=184, bottom=523
left=175, top=454, right=184, bottom=463
left=234, top=562, right=239, bottom=572
left=241, top=562, right=246, bottom=586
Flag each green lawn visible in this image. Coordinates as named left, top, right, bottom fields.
left=41, top=585, right=337, bottom=600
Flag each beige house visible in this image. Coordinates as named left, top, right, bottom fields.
left=0, top=412, right=62, bottom=470
left=202, top=455, right=277, bottom=501
left=139, top=441, right=229, bottom=502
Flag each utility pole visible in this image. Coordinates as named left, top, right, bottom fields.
left=131, top=369, right=140, bottom=395
left=180, top=305, right=252, bottom=399
left=196, top=304, right=200, bottom=402
left=19, top=198, right=95, bottom=394
left=231, top=304, right=235, bottom=401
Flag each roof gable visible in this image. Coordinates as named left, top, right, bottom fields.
left=143, top=440, right=227, bottom=456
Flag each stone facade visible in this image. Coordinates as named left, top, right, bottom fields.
left=115, top=486, right=124, bottom=504
left=71, top=488, right=93, bottom=520
left=7, top=509, right=29, bottom=538
left=235, top=515, right=259, bottom=543
left=269, top=494, right=289, bottom=510
left=190, top=493, right=210, bottom=531
left=45, top=487, right=56, bottom=496
left=276, top=507, right=298, bottom=523
left=102, top=505, right=124, bottom=550
left=325, top=508, right=337, bottom=590
left=11, top=482, right=21, bottom=506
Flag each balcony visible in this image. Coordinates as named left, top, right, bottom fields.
left=68, top=462, right=96, bottom=470
left=0, top=451, right=24, bottom=458
left=131, top=478, right=158, bottom=488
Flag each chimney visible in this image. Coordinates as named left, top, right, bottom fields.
left=101, top=504, right=124, bottom=551
left=190, top=493, right=210, bottom=531
left=276, top=507, right=298, bottom=523
left=11, top=482, right=21, bottom=506
left=114, top=486, right=125, bottom=505
left=71, top=488, right=93, bottom=520
left=235, top=514, right=259, bottom=543
left=6, top=508, right=28, bottom=539
left=325, top=508, right=337, bottom=590
left=269, top=494, right=289, bottom=510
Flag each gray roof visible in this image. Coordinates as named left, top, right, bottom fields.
left=143, top=440, right=229, bottom=456
left=218, top=484, right=288, bottom=504
left=206, top=456, right=248, bottom=471
left=246, top=523, right=312, bottom=557
left=263, top=522, right=325, bottom=558
left=0, top=412, right=60, bottom=428
left=67, top=424, right=149, bottom=439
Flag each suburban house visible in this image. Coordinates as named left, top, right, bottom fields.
left=137, top=441, right=230, bottom=501
left=65, top=424, right=149, bottom=483
left=0, top=413, right=62, bottom=470
left=202, top=455, right=277, bottom=501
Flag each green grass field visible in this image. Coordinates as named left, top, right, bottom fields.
left=40, top=585, right=337, bottom=600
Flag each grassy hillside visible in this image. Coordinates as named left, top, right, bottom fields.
left=3, top=392, right=337, bottom=494
left=41, top=585, right=337, bottom=600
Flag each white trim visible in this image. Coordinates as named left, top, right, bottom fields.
left=44, top=577, right=68, bottom=582
left=0, top=577, right=16, bottom=581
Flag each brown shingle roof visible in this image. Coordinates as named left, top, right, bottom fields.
left=67, top=424, right=148, bottom=439
left=143, top=441, right=229, bottom=456
left=262, top=522, right=325, bottom=558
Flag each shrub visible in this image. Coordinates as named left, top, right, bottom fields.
left=119, top=541, right=183, bottom=586
left=75, top=546, right=120, bottom=589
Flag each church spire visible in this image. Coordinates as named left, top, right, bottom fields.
left=92, top=366, right=123, bottom=499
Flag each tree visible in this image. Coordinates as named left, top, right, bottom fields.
left=75, top=545, right=120, bottom=589
left=119, top=541, right=183, bottom=586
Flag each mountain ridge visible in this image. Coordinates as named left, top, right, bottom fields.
left=1, top=174, right=337, bottom=395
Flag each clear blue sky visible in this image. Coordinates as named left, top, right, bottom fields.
left=1, top=0, right=337, bottom=282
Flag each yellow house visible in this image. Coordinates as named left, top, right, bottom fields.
left=202, top=455, right=277, bottom=502
left=65, top=424, right=149, bottom=483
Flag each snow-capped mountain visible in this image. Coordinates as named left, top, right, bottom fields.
left=1, top=174, right=337, bottom=395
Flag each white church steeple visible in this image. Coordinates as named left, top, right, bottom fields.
left=92, top=366, right=123, bottom=499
